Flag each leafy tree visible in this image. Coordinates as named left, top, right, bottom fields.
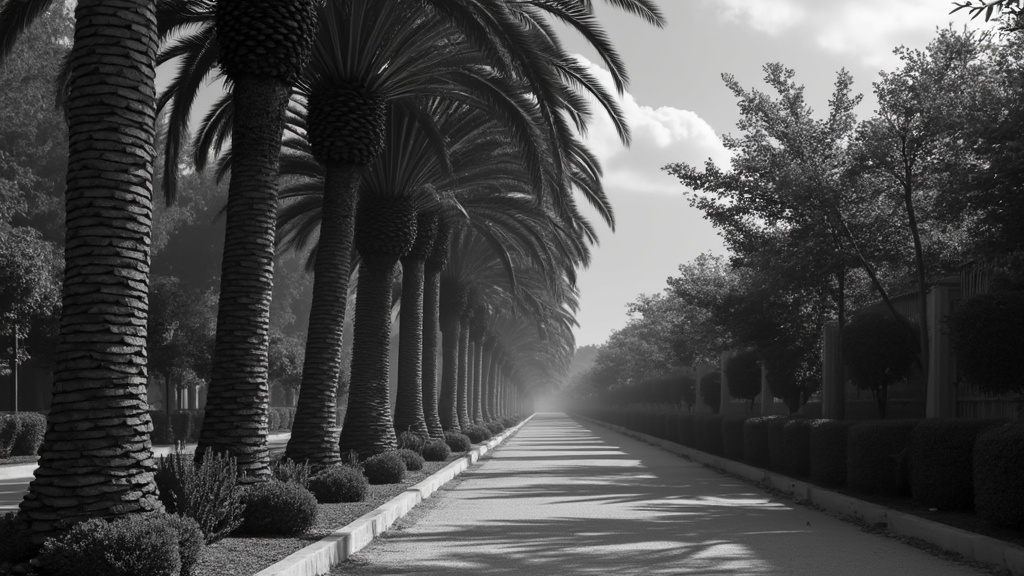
left=147, top=277, right=216, bottom=408
left=725, top=350, right=761, bottom=413
left=841, top=310, right=920, bottom=418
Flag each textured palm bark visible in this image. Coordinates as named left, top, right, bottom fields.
left=338, top=256, right=400, bottom=459
left=471, top=336, right=485, bottom=423
left=197, top=74, right=289, bottom=479
left=421, top=266, right=444, bottom=439
left=19, top=0, right=162, bottom=543
left=466, top=339, right=477, bottom=424
left=285, top=165, right=360, bottom=466
left=456, top=315, right=471, bottom=429
left=393, top=258, right=429, bottom=438
left=438, top=309, right=461, bottom=432
left=481, top=341, right=494, bottom=421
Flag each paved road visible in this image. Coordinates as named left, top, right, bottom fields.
left=0, top=433, right=291, bottom=514
left=336, top=413, right=990, bottom=576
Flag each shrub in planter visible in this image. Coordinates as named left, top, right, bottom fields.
left=841, top=311, right=919, bottom=419
left=485, top=421, right=505, bottom=435
left=847, top=420, right=921, bottom=496
left=155, top=449, right=245, bottom=544
left=0, top=415, right=19, bottom=459
left=949, top=291, right=1024, bottom=400
left=462, top=424, right=492, bottom=443
left=308, top=465, right=368, bottom=503
left=37, top=513, right=196, bottom=576
left=809, top=419, right=852, bottom=486
left=720, top=416, right=746, bottom=461
left=743, top=416, right=781, bottom=468
left=12, top=412, right=46, bottom=456
left=363, top=451, right=406, bottom=485
left=974, top=423, right=1024, bottom=528
left=444, top=431, right=472, bottom=453
left=781, top=419, right=812, bottom=477
left=677, top=413, right=695, bottom=447
left=397, top=431, right=427, bottom=454
left=238, top=481, right=318, bottom=536
left=271, top=458, right=312, bottom=489
left=397, top=448, right=425, bottom=471
left=909, top=418, right=1002, bottom=511
left=693, top=414, right=723, bottom=455
left=422, top=438, right=452, bottom=462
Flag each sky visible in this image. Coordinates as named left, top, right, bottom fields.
left=559, top=0, right=991, bottom=347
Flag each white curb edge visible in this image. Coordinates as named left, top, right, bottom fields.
left=253, top=415, right=535, bottom=576
left=576, top=414, right=1024, bottom=576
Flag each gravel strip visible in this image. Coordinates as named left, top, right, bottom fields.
left=195, top=457, right=461, bottom=576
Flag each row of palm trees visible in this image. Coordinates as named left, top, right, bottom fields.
left=0, top=0, right=664, bottom=543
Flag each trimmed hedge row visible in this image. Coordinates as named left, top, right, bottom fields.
left=150, top=407, right=296, bottom=445
left=585, top=407, right=1018, bottom=528
left=0, top=412, right=46, bottom=458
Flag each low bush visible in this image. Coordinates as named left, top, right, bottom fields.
left=422, top=438, right=452, bottom=462
left=444, top=431, right=472, bottom=453
left=462, top=424, right=492, bottom=444
left=0, top=512, right=33, bottom=566
left=308, top=465, right=368, bottom=503
left=500, top=417, right=518, bottom=428
left=484, top=421, right=505, bottom=435
left=363, top=451, right=406, bottom=485
left=847, top=420, right=921, bottom=496
left=397, top=431, right=427, bottom=454
left=37, top=513, right=196, bottom=576
left=693, top=414, right=723, bottom=455
left=809, top=419, right=852, bottom=486
left=720, top=416, right=746, bottom=460
left=0, top=412, right=47, bottom=457
left=743, top=416, right=781, bottom=468
left=974, top=422, right=1024, bottom=528
left=397, top=448, right=425, bottom=471
left=270, top=458, right=312, bottom=489
left=767, top=418, right=789, bottom=472
left=238, top=481, right=318, bottom=536
left=677, top=414, right=695, bottom=447
left=0, top=416, right=19, bottom=459
left=909, top=419, right=1001, bottom=511
left=155, top=449, right=245, bottom=544
left=164, top=514, right=204, bottom=576
left=949, top=291, right=1024, bottom=399
left=781, top=419, right=811, bottom=477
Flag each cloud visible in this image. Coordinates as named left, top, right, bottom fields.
left=573, top=55, right=730, bottom=197
left=712, top=0, right=808, bottom=35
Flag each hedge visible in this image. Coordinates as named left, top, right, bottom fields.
left=693, top=414, right=723, bottom=455
left=742, top=416, right=781, bottom=469
left=767, top=418, right=789, bottom=472
left=847, top=420, right=921, bottom=496
left=149, top=407, right=296, bottom=445
left=781, top=419, right=812, bottom=478
left=721, top=416, right=746, bottom=461
left=974, top=423, right=1024, bottom=528
left=909, top=418, right=1002, bottom=511
left=0, top=412, right=46, bottom=458
left=809, top=419, right=852, bottom=486
left=677, top=414, right=695, bottom=448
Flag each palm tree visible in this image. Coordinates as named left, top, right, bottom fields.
left=1, top=0, right=165, bottom=540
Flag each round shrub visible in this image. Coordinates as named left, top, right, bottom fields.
left=743, top=416, right=781, bottom=469
left=910, top=419, right=1002, bottom=511
left=974, top=423, right=1024, bottom=528
left=164, top=514, right=204, bottom=576
left=444, top=431, right=472, bottom=453
left=363, top=451, right=406, bottom=485
left=484, top=421, right=505, bottom=435
left=725, top=350, right=762, bottom=411
left=422, top=438, right=451, bottom=462
left=12, top=412, right=46, bottom=456
left=781, top=419, right=812, bottom=478
left=238, top=480, right=318, bottom=536
left=693, top=414, right=723, bottom=455
left=308, top=465, right=368, bottom=503
left=841, top=311, right=919, bottom=419
left=949, top=292, right=1024, bottom=399
left=462, top=424, right=492, bottom=444
left=847, top=420, right=921, bottom=496
left=397, top=448, right=425, bottom=471
left=721, top=416, right=746, bottom=461
left=677, top=414, right=695, bottom=447
left=809, top=419, right=852, bottom=486
left=500, top=417, right=518, bottom=428
left=397, top=431, right=427, bottom=454
left=37, top=514, right=182, bottom=576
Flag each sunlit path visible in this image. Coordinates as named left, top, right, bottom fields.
left=336, top=413, right=988, bottom=576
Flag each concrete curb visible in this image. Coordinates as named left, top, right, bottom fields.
left=0, top=433, right=292, bottom=481
left=576, top=415, right=1024, bottom=576
left=253, top=415, right=535, bottom=576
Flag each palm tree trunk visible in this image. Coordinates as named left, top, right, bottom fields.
left=467, top=338, right=477, bottom=423
left=422, top=265, right=444, bottom=438
left=197, top=74, right=290, bottom=479
left=285, top=164, right=359, bottom=466
left=393, top=257, right=429, bottom=438
left=19, top=0, right=162, bottom=543
left=338, top=255, right=400, bottom=459
left=472, top=336, right=484, bottom=423
left=456, top=315, right=471, bottom=429
left=481, top=341, right=494, bottom=421
left=439, top=309, right=461, bottom=432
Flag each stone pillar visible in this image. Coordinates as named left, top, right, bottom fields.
left=821, top=322, right=845, bottom=420
left=927, top=286, right=955, bottom=418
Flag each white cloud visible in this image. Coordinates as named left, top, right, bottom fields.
left=711, top=0, right=808, bottom=35
left=574, top=55, right=730, bottom=197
